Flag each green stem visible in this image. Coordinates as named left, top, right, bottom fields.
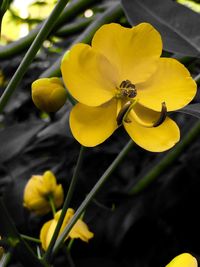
left=67, top=238, right=74, bottom=252
left=63, top=239, right=75, bottom=267
left=128, top=74, right=200, bottom=195
left=0, top=199, right=45, bottom=267
left=40, top=1, right=123, bottom=78
left=20, top=234, right=41, bottom=244
left=52, top=140, right=133, bottom=256
left=0, top=251, right=13, bottom=267
left=195, top=73, right=200, bottom=85
left=55, top=16, right=94, bottom=38
left=44, top=146, right=85, bottom=263
left=0, top=0, right=70, bottom=113
left=65, top=244, right=75, bottom=267
left=129, top=121, right=200, bottom=194
left=48, top=195, right=56, bottom=216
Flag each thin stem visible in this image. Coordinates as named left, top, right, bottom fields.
left=128, top=73, right=200, bottom=195
left=55, top=16, right=94, bottom=37
left=48, top=195, right=56, bottom=216
left=20, top=234, right=41, bottom=244
left=195, top=73, right=200, bottom=85
left=129, top=121, right=200, bottom=195
left=37, top=246, right=42, bottom=259
left=62, top=242, right=75, bottom=267
left=0, top=0, right=69, bottom=113
left=63, top=239, right=75, bottom=267
left=0, top=199, right=45, bottom=267
left=52, top=140, right=134, bottom=256
left=67, top=238, right=74, bottom=252
left=44, top=146, right=85, bottom=262
left=0, top=250, right=13, bottom=267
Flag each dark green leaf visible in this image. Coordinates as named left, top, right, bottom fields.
left=121, top=0, right=200, bottom=57
left=177, top=103, right=200, bottom=118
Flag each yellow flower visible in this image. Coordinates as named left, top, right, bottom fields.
left=40, top=208, right=94, bottom=251
left=61, top=23, right=196, bottom=152
left=32, top=77, right=67, bottom=112
left=166, top=253, right=197, bottom=267
left=23, top=170, right=64, bottom=215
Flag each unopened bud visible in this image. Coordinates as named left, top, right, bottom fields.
left=32, top=77, right=67, bottom=112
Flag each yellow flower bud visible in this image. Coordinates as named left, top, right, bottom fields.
left=32, top=77, right=67, bottom=112
left=166, top=253, right=198, bottom=267
left=23, top=170, right=64, bottom=215
left=61, top=50, right=70, bottom=65
left=40, top=208, right=94, bottom=251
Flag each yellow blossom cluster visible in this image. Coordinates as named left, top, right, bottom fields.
left=23, top=170, right=94, bottom=251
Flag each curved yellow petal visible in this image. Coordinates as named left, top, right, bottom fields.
left=137, top=58, right=197, bottom=111
left=124, top=117, right=180, bottom=152
left=45, top=219, right=58, bottom=250
left=69, top=99, right=118, bottom=147
left=54, top=185, right=64, bottom=208
left=61, top=43, right=118, bottom=106
left=69, top=219, right=94, bottom=242
left=40, top=220, right=52, bottom=251
left=42, top=170, right=57, bottom=192
left=166, top=253, right=197, bottom=267
left=92, top=23, right=162, bottom=84
left=129, top=102, right=166, bottom=127
left=60, top=208, right=74, bottom=234
left=25, top=197, right=49, bottom=210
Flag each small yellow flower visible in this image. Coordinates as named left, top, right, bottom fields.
left=23, top=170, right=64, bottom=215
left=61, top=23, right=196, bottom=152
left=32, top=77, right=67, bottom=112
left=40, top=208, right=94, bottom=251
left=166, top=253, right=198, bottom=267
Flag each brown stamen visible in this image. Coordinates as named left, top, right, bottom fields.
left=119, top=80, right=137, bottom=99
left=153, top=102, right=167, bottom=127
left=116, top=101, right=132, bottom=126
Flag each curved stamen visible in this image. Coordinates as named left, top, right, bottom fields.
left=153, top=102, right=167, bottom=127
left=117, top=101, right=167, bottom=128
left=117, top=101, right=132, bottom=126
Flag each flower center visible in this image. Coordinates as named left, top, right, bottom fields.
left=117, top=80, right=137, bottom=99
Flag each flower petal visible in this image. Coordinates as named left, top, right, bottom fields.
left=137, top=58, right=197, bottom=111
left=166, top=253, right=197, bottom=267
left=124, top=116, right=180, bottom=152
left=40, top=220, right=52, bottom=251
left=61, top=43, right=118, bottom=106
left=54, top=185, right=64, bottom=208
left=41, top=171, right=57, bottom=193
left=129, top=102, right=166, bottom=127
left=92, top=23, right=162, bottom=84
left=69, top=219, right=94, bottom=242
left=70, top=99, right=118, bottom=147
